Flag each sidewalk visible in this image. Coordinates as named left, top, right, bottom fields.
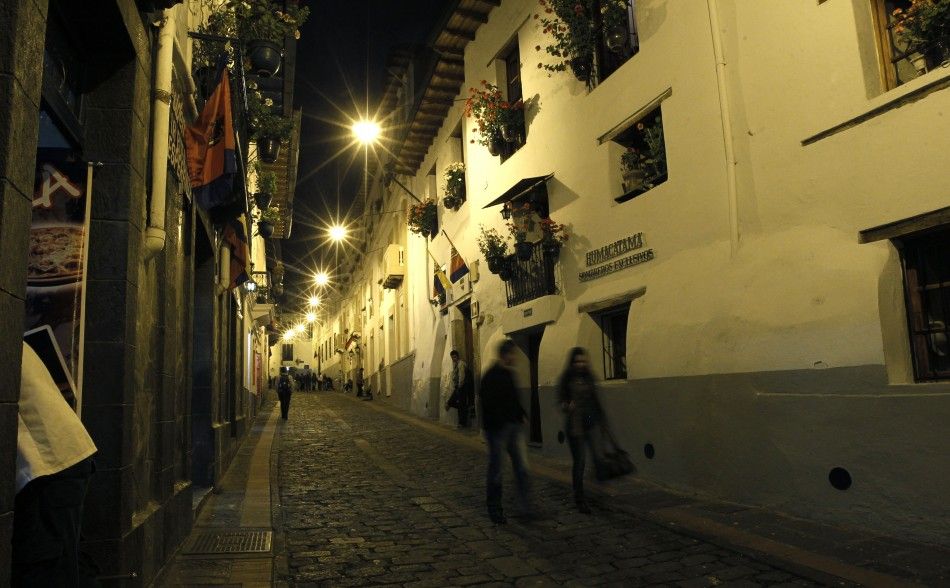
left=153, top=397, right=282, bottom=587
left=358, top=393, right=950, bottom=587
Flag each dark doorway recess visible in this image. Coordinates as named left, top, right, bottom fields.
left=644, top=443, right=655, bottom=459
left=191, top=229, right=215, bottom=491
left=527, top=330, right=543, bottom=445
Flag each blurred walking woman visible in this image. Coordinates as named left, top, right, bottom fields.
left=558, top=347, right=602, bottom=514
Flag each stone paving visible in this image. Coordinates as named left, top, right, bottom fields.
left=276, top=392, right=823, bottom=587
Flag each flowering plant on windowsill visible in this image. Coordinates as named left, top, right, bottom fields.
left=620, top=116, right=667, bottom=192
left=464, top=82, right=524, bottom=150
left=443, top=162, right=466, bottom=202
left=892, top=0, right=950, bottom=65
left=505, top=203, right=536, bottom=243
left=534, top=0, right=629, bottom=82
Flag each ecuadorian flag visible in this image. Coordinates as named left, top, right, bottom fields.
left=433, top=265, right=451, bottom=300
left=449, top=247, right=469, bottom=282
left=186, top=67, right=237, bottom=210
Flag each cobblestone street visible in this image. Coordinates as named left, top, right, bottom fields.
left=275, top=392, right=820, bottom=587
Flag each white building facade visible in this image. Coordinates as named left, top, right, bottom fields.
left=318, top=0, right=950, bottom=544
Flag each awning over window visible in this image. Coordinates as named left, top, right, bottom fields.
left=482, top=173, right=554, bottom=209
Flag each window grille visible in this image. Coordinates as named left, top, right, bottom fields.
left=597, top=304, right=630, bottom=380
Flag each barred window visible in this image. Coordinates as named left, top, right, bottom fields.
left=595, top=303, right=630, bottom=380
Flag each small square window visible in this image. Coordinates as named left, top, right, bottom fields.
left=613, top=105, right=668, bottom=203
left=595, top=303, right=630, bottom=380
left=595, top=0, right=640, bottom=84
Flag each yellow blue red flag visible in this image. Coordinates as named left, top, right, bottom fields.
left=186, top=68, right=237, bottom=210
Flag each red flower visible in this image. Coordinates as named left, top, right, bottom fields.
left=574, top=3, right=584, bottom=15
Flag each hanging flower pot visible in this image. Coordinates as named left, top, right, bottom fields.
left=498, top=265, right=513, bottom=281
left=443, top=195, right=458, bottom=210
left=569, top=56, right=593, bottom=83
left=515, top=241, right=534, bottom=261
left=258, top=137, right=281, bottom=163
left=486, top=255, right=504, bottom=274
left=247, top=40, right=282, bottom=78
left=541, top=239, right=561, bottom=258
left=606, top=27, right=627, bottom=53
left=488, top=136, right=505, bottom=157
left=500, top=123, right=520, bottom=144
left=254, top=192, right=273, bottom=210
left=621, top=167, right=646, bottom=193
left=257, top=220, right=275, bottom=238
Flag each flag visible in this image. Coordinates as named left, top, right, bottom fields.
left=186, top=67, right=237, bottom=210
left=449, top=247, right=469, bottom=282
left=222, top=216, right=250, bottom=290
left=433, top=266, right=451, bottom=300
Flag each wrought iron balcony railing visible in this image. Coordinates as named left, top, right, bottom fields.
left=504, top=242, right=559, bottom=308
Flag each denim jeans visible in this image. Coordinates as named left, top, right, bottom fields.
left=485, top=422, right=529, bottom=517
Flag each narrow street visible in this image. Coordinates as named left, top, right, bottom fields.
left=274, top=392, right=819, bottom=587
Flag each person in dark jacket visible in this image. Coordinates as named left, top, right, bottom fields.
left=278, top=374, right=293, bottom=420
left=558, top=347, right=605, bottom=514
left=445, top=350, right=474, bottom=428
left=479, top=339, right=530, bottom=524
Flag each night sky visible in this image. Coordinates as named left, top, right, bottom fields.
left=285, top=0, right=446, bottom=298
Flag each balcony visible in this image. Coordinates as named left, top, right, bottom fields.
left=505, top=242, right=558, bottom=308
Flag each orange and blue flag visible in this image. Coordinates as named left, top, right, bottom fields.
left=449, top=247, right=469, bottom=282
left=222, top=216, right=250, bottom=290
left=186, top=67, right=237, bottom=210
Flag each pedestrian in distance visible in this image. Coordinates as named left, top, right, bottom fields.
left=14, top=342, right=98, bottom=587
left=278, top=374, right=293, bottom=420
left=557, top=347, right=606, bottom=514
left=445, top=350, right=474, bottom=428
left=479, top=339, right=532, bottom=524
left=356, top=367, right=365, bottom=397
left=310, top=371, right=317, bottom=391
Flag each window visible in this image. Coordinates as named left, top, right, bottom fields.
left=871, top=0, right=943, bottom=90
left=594, top=0, right=639, bottom=83
left=613, top=105, right=668, bottom=203
left=281, top=343, right=293, bottom=362
left=596, top=303, right=629, bottom=380
left=899, top=228, right=950, bottom=381
left=500, top=41, right=525, bottom=161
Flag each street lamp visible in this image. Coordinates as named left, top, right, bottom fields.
left=352, top=120, right=381, bottom=145
left=308, top=295, right=321, bottom=307
left=306, top=311, right=316, bottom=323
left=328, top=224, right=348, bottom=242
left=314, top=272, right=330, bottom=287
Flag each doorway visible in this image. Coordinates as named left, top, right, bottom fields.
left=190, top=229, right=215, bottom=493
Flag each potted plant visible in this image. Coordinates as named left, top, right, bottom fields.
left=230, top=0, right=310, bottom=77
left=507, top=203, right=537, bottom=260
left=892, top=1, right=950, bottom=72
left=498, top=258, right=514, bottom=281
left=620, top=116, right=667, bottom=193
left=443, top=195, right=459, bottom=210
left=539, top=217, right=569, bottom=257
left=408, top=200, right=438, bottom=237
left=256, top=206, right=281, bottom=238
left=254, top=161, right=278, bottom=209
left=464, top=82, right=524, bottom=155
left=247, top=87, right=293, bottom=163
left=535, top=0, right=630, bottom=84
left=477, top=225, right=511, bottom=273
left=443, top=162, right=466, bottom=202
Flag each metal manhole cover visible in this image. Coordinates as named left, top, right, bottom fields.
left=184, top=530, right=272, bottom=554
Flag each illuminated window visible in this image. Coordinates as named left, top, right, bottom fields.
left=870, top=0, right=945, bottom=90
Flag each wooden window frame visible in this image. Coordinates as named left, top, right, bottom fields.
left=499, top=40, right=525, bottom=161
left=593, top=0, right=640, bottom=85
left=596, top=303, right=630, bottom=380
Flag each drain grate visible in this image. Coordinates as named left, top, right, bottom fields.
left=184, top=529, right=272, bottom=554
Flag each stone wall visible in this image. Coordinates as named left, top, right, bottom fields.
left=0, top=0, right=49, bottom=580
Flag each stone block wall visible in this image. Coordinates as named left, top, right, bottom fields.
left=0, top=0, right=49, bottom=581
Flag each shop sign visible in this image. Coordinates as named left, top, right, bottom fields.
left=579, top=232, right=654, bottom=282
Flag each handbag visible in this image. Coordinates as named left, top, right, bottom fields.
left=593, top=424, right=636, bottom=481
left=446, top=389, right=459, bottom=409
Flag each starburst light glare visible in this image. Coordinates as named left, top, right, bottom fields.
left=308, top=295, right=320, bottom=307
left=328, top=224, right=347, bottom=242
left=314, top=271, right=330, bottom=286
left=352, top=120, right=381, bottom=145
left=283, top=331, right=293, bottom=341
left=295, top=323, right=305, bottom=333
left=306, top=312, right=316, bottom=323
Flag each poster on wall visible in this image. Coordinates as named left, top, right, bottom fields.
left=24, top=150, right=93, bottom=412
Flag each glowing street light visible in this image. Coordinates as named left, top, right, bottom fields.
left=314, top=271, right=330, bottom=287
left=294, top=323, right=305, bottom=333
left=306, top=312, right=316, bottom=323
left=283, top=331, right=294, bottom=341
left=308, top=295, right=321, bottom=307
left=328, top=224, right=347, bottom=242
left=352, top=120, right=381, bottom=145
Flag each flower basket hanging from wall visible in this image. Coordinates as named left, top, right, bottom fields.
left=247, top=40, right=282, bottom=78
left=257, top=220, right=275, bottom=238
left=408, top=200, right=438, bottom=237
left=443, top=162, right=466, bottom=202
left=477, top=225, right=511, bottom=272
left=258, top=137, right=281, bottom=163
left=233, top=0, right=310, bottom=77
left=514, top=241, right=534, bottom=260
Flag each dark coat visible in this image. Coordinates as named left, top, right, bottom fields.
left=479, top=362, right=526, bottom=431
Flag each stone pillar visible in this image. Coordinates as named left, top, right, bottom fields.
left=0, top=0, right=49, bottom=582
